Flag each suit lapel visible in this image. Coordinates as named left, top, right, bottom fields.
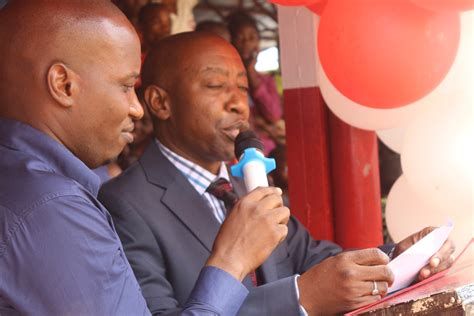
left=140, top=142, right=221, bottom=253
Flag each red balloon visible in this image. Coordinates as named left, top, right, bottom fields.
left=411, top=0, right=474, bottom=12
left=307, top=0, right=328, bottom=15
left=318, top=0, right=461, bottom=109
left=270, top=0, right=321, bottom=6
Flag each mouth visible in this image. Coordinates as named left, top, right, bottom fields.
left=122, top=124, right=135, bottom=144
left=222, top=121, right=249, bottom=141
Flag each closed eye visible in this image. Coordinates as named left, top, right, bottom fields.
left=207, top=84, right=224, bottom=89
left=239, top=86, right=249, bottom=92
left=123, top=85, right=135, bottom=93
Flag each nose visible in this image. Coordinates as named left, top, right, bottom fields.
left=226, top=87, right=249, bottom=118
left=129, top=90, right=144, bottom=120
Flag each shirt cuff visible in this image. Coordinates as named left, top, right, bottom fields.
left=294, top=275, right=309, bottom=316
left=185, top=266, right=249, bottom=315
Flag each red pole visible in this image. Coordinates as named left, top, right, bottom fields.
left=328, top=111, right=383, bottom=248
left=284, top=87, right=335, bottom=241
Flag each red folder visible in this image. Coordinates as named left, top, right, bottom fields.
left=346, top=238, right=474, bottom=315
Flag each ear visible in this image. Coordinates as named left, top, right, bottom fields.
left=144, top=84, right=171, bottom=121
left=47, top=63, right=78, bottom=108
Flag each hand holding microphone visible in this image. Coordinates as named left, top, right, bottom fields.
left=206, top=130, right=289, bottom=281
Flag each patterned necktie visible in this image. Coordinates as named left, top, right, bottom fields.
left=206, top=178, right=238, bottom=212
left=206, top=177, right=259, bottom=287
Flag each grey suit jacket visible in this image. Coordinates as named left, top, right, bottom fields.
left=99, top=142, right=342, bottom=315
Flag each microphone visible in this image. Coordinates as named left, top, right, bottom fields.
left=231, top=130, right=276, bottom=192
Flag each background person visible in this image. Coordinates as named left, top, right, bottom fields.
left=227, top=10, right=283, bottom=155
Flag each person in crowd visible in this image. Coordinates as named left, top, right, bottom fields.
left=99, top=32, right=455, bottom=316
left=269, top=144, right=290, bottom=207
left=118, top=3, right=172, bottom=169
left=138, top=2, right=172, bottom=55
left=161, top=0, right=177, bottom=14
left=196, top=20, right=231, bottom=42
left=0, top=2, right=290, bottom=315
left=113, top=0, right=150, bottom=30
left=227, top=10, right=283, bottom=155
left=118, top=89, right=154, bottom=170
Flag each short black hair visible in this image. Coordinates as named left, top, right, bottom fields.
left=138, top=3, right=167, bottom=25
left=226, top=10, right=259, bottom=39
left=196, top=20, right=224, bottom=32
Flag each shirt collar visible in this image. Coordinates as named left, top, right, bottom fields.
left=155, top=139, right=229, bottom=195
left=0, top=118, right=101, bottom=196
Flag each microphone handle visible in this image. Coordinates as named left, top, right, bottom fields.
left=242, top=160, right=269, bottom=192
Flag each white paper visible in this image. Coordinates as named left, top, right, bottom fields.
left=387, top=222, right=454, bottom=293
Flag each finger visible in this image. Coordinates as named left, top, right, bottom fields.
left=418, top=267, right=431, bottom=280
left=418, top=226, right=437, bottom=237
left=245, top=186, right=282, bottom=202
left=358, top=264, right=395, bottom=285
left=276, top=224, right=289, bottom=243
left=430, top=239, right=455, bottom=268
left=348, top=248, right=390, bottom=266
left=419, top=253, right=455, bottom=280
left=419, top=239, right=456, bottom=279
left=364, top=280, right=389, bottom=297
left=256, top=192, right=284, bottom=210
left=271, top=207, right=290, bottom=225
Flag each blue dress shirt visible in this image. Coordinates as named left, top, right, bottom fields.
left=0, top=118, right=248, bottom=315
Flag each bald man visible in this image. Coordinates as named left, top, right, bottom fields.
left=99, top=32, right=456, bottom=316
left=0, top=2, right=289, bottom=315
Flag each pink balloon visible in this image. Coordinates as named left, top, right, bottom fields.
left=318, top=0, right=460, bottom=109
left=307, top=0, right=328, bottom=15
left=270, top=0, right=321, bottom=6
left=411, top=0, right=474, bottom=12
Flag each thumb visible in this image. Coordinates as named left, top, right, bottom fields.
left=349, top=248, right=390, bottom=266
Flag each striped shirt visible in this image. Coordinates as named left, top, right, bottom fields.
left=156, top=140, right=230, bottom=223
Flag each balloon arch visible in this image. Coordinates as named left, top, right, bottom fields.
left=271, top=0, right=474, bottom=249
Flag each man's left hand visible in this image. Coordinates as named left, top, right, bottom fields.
left=392, top=227, right=456, bottom=281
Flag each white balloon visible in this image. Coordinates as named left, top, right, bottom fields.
left=401, top=12, right=473, bottom=212
left=401, top=94, right=473, bottom=221
left=318, top=12, right=474, bottom=131
left=386, top=176, right=473, bottom=255
left=376, top=127, right=405, bottom=154
left=386, top=176, right=443, bottom=242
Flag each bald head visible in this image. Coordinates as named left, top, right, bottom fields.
left=0, top=0, right=133, bottom=114
left=0, top=1, right=144, bottom=168
left=142, top=32, right=242, bottom=91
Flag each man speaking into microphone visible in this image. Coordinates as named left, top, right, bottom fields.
left=99, top=32, right=455, bottom=316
